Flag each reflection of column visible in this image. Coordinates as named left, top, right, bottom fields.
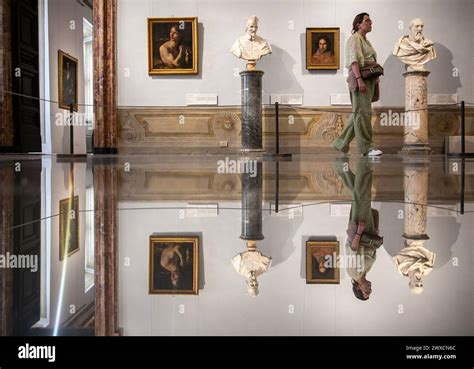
left=395, top=163, right=435, bottom=294
left=93, top=0, right=118, bottom=154
left=401, top=71, right=431, bottom=154
left=0, top=165, right=14, bottom=335
left=94, top=162, right=120, bottom=335
left=403, top=164, right=429, bottom=240
left=240, top=161, right=264, bottom=241
left=0, top=0, right=13, bottom=151
left=240, top=71, right=264, bottom=152
left=234, top=160, right=270, bottom=296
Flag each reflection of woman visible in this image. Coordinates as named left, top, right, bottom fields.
left=311, top=36, right=335, bottom=65
left=160, top=244, right=191, bottom=288
left=332, top=12, right=382, bottom=156
left=334, top=158, right=383, bottom=301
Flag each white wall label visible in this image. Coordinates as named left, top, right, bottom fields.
left=186, top=94, right=218, bottom=106
left=270, top=94, right=303, bottom=105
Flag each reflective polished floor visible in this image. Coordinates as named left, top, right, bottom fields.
left=0, top=154, right=473, bottom=336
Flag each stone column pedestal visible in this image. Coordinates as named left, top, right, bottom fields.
left=240, top=71, right=264, bottom=152
left=240, top=161, right=264, bottom=241
left=400, top=71, right=431, bottom=155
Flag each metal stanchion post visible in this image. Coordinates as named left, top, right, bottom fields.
left=263, top=102, right=292, bottom=160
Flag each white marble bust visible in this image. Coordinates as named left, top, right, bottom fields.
left=231, top=243, right=272, bottom=296
left=231, top=15, right=272, bottom=70
left=393, top=18, right=437, bottom=72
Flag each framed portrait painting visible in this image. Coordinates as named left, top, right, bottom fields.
left=306, top=240, right=340, bottom=284
left=306, top=28, right=340, bottom=70
left=58, top=50, right=78, bottom=111
left=148, top=17, right=198, bottom=75
left=59, top=196, right=79, bottom=261
left=149, top=236, right=199, bottom=295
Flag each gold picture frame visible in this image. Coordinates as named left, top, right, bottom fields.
left=306, top=28, right=340, bottom=70
left=59, top=196, right=79, bottom=261
left=149, top=236, right=199, bottom=295
left=148, top=17, right=198, bottom=75
left=306, top=240, right=340, bottom=284
left=58, top=50, right=79, bottom=111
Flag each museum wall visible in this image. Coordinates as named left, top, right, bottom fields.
left=44, top=0, right=92, bottom=154
left=42, top=160, right=93, bottom=327
left=118, top=200, right=473, bottom=336
left=117, top=0, right=474, bottom=107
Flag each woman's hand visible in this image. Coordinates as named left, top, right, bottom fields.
left=357, top=220, right=366, bottom=233
left=357, top=78, right=367, bottom=93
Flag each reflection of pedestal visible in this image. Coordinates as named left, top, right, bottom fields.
left=240, top=71, right=264, bottom=152
left=240, top=161, right=264, bottom=240
left=400, top=71, right=431, bottom=155
left=397, top=163, right=435, bottom=294
left=403, top=164, right=429, bottom=241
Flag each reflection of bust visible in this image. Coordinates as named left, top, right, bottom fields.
left=230, top=15, right=272, bottom=70
left=392, top=241, right=436, bottom=294
left=231, top=249, right=271, bottom=296
left=393, top=18, right=436, bottom=71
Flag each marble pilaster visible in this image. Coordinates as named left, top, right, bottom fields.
left=93, top=0, right=118, bottom=154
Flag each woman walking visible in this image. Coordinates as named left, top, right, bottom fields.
left=332, top=12, right=382, bottom=156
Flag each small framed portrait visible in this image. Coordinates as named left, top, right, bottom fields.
left=149, top=236, right=199, bottom=295
left=58, top=50, right=78, bottom=111
left=148, top=17, right=198, bottom=75
left=306, top=240, right=340, bottom=284
left=306, top=28, right=340, bottom=70
left=59, top=196, right=79, bottom=261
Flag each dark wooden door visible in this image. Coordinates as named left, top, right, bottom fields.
left=13, top=161, right=41, bottom=335
left=11, top=0, right=41, bottom=153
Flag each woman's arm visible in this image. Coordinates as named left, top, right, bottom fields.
left=351, top=220, right=366, bottom=251
left=351, top=62, right=366, bottom=93
left=351, top=233, right=361, bottom=251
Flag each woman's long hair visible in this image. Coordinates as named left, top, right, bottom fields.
left=352, top=12, right=370, bottom=34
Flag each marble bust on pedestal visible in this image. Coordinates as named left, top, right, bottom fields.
left=393, top=18, right=437, bottom=71
left=231, top=15, right=272, bottom=71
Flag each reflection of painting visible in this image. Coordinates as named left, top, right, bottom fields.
left=58, top=50, right=78, bottom=111
left=148, top=17, right=198, bottom=75
left=306, top=241, right=340, bottom=284
left=59, top=196, right=79, bottom=261
left=149, top=236, right=199, bottom=294
left=306, top=28, right=340, bottom=70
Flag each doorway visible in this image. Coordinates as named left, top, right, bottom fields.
left=11, top=0, right=41, bottom=153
